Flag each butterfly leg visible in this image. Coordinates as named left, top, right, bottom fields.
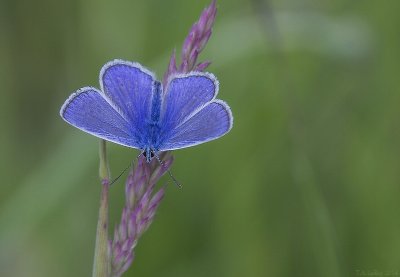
left=152, top=151, right=182, bottom=188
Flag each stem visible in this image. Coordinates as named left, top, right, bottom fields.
left=92, top=140, right=110, bottom=277
left=99, top=139, right=110, bottom=181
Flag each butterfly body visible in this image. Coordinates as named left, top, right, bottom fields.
left=60, top=59, right=233, bottom=162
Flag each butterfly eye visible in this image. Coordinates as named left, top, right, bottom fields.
left=142, top=150, right=155, bottom=159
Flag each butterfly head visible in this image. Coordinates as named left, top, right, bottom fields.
left=142, top=148, right=156, bottom=163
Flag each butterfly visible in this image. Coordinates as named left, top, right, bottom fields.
left=60, top=59, right=233, bottom=163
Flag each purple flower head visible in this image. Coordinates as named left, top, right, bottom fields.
left=181, top=0, right=217, bottom=70
left=110, top=153, right=173, bottom=277
left=163, top=0, right=217, bottom=86
left=109, top=2, right=218, bottom=276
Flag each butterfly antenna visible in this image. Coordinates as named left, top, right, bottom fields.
left=153, top=152, right=182, bottom=188
left=109, top=161, right=133, bottom=186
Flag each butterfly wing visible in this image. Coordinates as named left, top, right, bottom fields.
left=60, top=87, right=141, bottom=148
left=157, top=73, right=233, bottom=151
left=61, top=60, right=157, bottom=149
left=100, top=60, right=156, bottom=142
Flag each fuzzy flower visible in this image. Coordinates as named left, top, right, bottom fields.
left=110, top=153, right=173, bottom=277
left=163, top=0, right=217, bottom=85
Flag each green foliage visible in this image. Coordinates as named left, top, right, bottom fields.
left=1, top=0, right=400, bottom=276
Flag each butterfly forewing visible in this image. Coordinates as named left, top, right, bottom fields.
left=156, top=73, right=233, bottom=151
left=60, top=87, right=141, bottom=148
left=160, top=73, right=217, bottom=132
left=100, top=60, right=156, bottom=146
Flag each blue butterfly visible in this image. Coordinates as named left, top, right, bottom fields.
left=60, top=59, right=233, bottom=162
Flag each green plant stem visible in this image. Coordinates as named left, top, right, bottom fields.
left=99, top=139, right=110, bottom=181
left=92, top=139, right=110, bottom=277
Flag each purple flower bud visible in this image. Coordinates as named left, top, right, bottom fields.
left=205, top=0, right=217, bottom=30
left=195, top=61, right=212, bottom=71
left=162, top=49, right=178, bottom=88
left=118, top=207, right=128, bottom=241
left=182, top=27, right=197, bottom=61
left=168, top=50, right=177, bottom=74
left=198, top=29, right=212, bottom=51
left=118, top=253, right=134, bottom=277
left=149, top=188, right=165, bottom=210
left=188, top=48, right=200, bottom=69
left=110, top=155, right=170, bottom=277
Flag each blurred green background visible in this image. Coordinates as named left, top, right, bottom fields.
left=1, top=0, right=400, bottom=276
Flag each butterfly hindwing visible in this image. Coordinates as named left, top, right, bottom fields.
left=158, top=100, right=232, bottom=150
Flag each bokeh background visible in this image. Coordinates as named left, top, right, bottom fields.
left=1, top=0, right=400, bottom=276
